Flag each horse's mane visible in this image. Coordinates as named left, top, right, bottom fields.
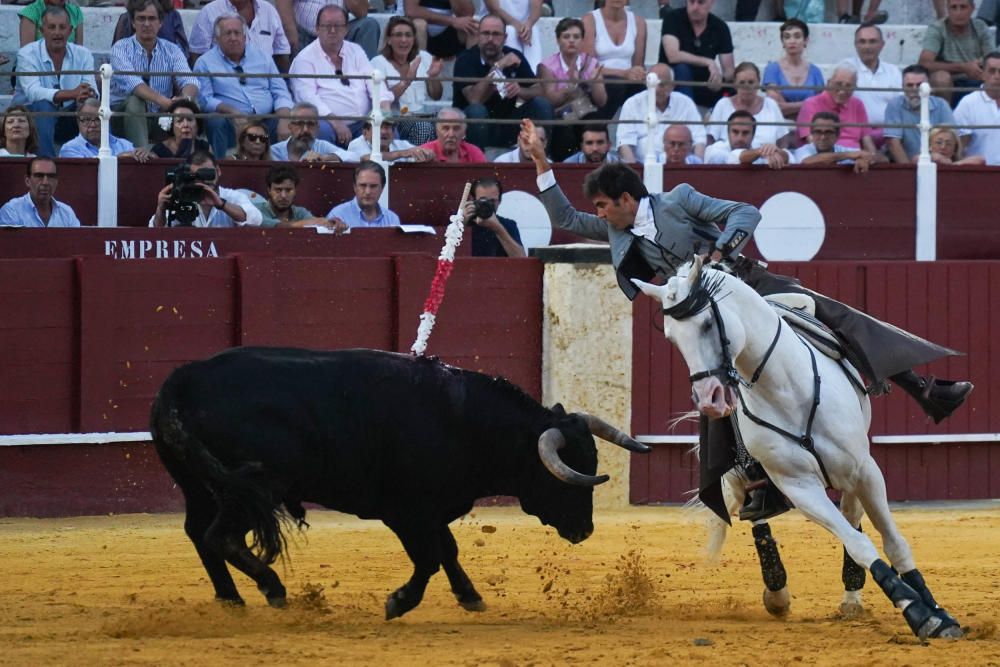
left=663, top=266, right=729, bottom=320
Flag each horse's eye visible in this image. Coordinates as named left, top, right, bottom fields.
left=700, top=320, right=713, bottom=334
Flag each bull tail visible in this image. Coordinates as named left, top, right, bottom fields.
left=152, top=402, right=291, bottom=566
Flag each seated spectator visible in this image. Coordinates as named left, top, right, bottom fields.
left=270, top=102, right=360, bottom=161
left=113, top=0, right=189, bottom=59
left=275, top=0, right=380, bottom=58
left=452, top=14, right=554, bottom=150
left=18, top=0, right=83, bottom=47
left=194, top=15, right=295, bottom=158
left=954, top=51, right=1000, bottom=163
left=706, top=62, right=787, bottom=146
left=794, top=111, right=884, bottom=172
left=538, top=17, right=608, bottom=161
left=326, top=162, right=402, bottom=228
left=461, top=176, right=526, bottom=257
left=348, top=117, right=434, bottom=162
left=289, top=5, right=393, bottom=147
left=839, top=24, right=901, bottom=141
left=150, top=99, right=212, bottom=159
left=370, top=16, right=444, bottom=145
left=616, top=64, right=706, bottom=163
left=483, top=0, right=542, bottom=72
left=836, top=0, right=888, bottom=25
left=255, top=164, right=344, bottom=228
left=796, top=65, right=879, bottom=151
left=111, top=0, right=200, bottom=149
left=563, top=124, right=619, bottom=163
left=763, top=19, right=824, bottom=120
left=0, top=157, right=80, bottom=227
left=152, top=149, right=263, bottom=227
left=230, top=119, right=273, bottom=160
left=59, top=98, right=150, bottom=160
left=581, top=0, right=646, bottom=116
left=0, top=105, right=40, bottom=158
left=717, top=110, right=793, bottom=169
left=420, top=107, right=487, bottom=162
left=13, top=6, right=96, bottom=158
left=919, top=0, right=993, bottom=106
left=403, top=0, right=478, bottom=59
left=927, top=125, right=986, bottom=164
left=495, top=123, right=547, bottom=162
left=658, top=0, right=734, bottom=109
left=658, top=124, right=703, bottom=165
left=884, top=64, right=957, bottom=163
left=188, top=0, right=291, bottom=72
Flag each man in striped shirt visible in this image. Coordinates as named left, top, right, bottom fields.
left=110, top=0, right=199, bottom=148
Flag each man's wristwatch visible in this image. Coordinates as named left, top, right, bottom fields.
left=215, top=198, right=227, bottom=211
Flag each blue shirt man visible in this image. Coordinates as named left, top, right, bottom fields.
left=13, top=6, right=98, bottom=157
left=0, top=158, right=82, bottom=227
left=325, top=162, right=401, bottom=228
left=193, top=16, right=295, bottom=157
left=884, top=65, right=957, bottom=163
left=58, top=100, right=137, bottom=158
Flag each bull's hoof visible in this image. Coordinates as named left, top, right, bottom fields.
left=385, top=590, right=417, bottom=620
left=763, top=586, right=790, bottom=617
left=838, top=601, right=865, bottom=620
left=266, top=596, right=287, bottom=609
left=459, top=598, right=487, bottom=612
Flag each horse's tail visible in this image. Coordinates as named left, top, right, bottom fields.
left=705, top=511, right=730, bottom=563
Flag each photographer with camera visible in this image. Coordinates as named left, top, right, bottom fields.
left=462, top=176, right=526, bottom=258
left=151, top=149, right=263, bottom=228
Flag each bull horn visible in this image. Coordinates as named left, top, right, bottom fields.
left=580, top=414, right=651, bottom=453
left=538, top=428, right=609, bottom=487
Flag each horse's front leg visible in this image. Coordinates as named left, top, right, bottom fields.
left=752, top=521, right=790, bottom=616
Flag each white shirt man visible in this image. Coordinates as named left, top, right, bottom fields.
left=616, top=65, right=706, bottom=163
left=838, top=25, right=902, bottom=132
left=954, top=54, right=1000, bottom=165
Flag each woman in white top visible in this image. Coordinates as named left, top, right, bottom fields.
left=0, top=105, right=39, bottom=158
left=482, top=0, right=543, bottom=72
left=581, top=0, right=647, bottom=116
left=370, top=16, right=444, bottom=145
left=706, top=62, right=789, bottom=147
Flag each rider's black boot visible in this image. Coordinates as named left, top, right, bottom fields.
left=891, top=370, right=974, bottom=424
left=739, top=462, right=792, bottom=522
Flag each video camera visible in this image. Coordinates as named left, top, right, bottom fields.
left=164, top=165, right=217, bottom=226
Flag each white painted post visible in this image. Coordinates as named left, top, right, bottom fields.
left=97, top=63, right=118, bottom=227
left=643, top=71, right=663, bottom=194
left=370, top=69, right=390, bottom=210
left=915, top=81, right=936, bottom=260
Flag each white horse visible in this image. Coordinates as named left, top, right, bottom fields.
left=634, top=257, right=963, bottom=640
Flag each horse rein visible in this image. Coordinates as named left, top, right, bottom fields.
left=664, top=273, right=834, bottom=489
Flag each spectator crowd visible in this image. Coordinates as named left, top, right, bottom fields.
left=3, top=0, right=1000, bottom=236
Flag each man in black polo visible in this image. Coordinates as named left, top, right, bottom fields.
left=452, top=14, right=553, bottom=150
left=658, top=0, right=734, bottom=108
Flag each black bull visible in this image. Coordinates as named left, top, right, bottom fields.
left=150, top=347, right=648, bottom=619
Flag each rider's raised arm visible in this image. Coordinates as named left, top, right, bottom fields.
left=675, top=183, right=761, bottom=258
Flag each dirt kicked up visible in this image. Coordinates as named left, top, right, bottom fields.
left=1, top=505, right=998, bottom=666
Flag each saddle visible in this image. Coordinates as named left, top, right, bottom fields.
left=764, top=294, right=844, bottom=360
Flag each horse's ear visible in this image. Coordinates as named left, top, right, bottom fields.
left=631, top=278, right=668, bottom=302
left=688, top=255, right=704, bottom=287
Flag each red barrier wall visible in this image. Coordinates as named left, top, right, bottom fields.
left=0, top=247, right=542, bottom=516
left=1, top=160, right=998, bottom=259
left=630, top=261, right=1000, bottom=504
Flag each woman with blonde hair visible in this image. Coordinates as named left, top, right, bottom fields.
left=925, top=127, right=985, bottom=165
left=230, top=120, right=273, bottom=161
left=0, top=105, right=39, bottom=157
left=707, top=61, right=787, bottom=146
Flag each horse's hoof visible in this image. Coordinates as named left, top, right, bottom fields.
left=215, top=596, right=245, bottom=607
left=385, top=592, right=410, bottom=620
left=838, top=601, right=865, bottom=619
left=935, top=624, right=964, bottom=639
left=266, top=596, right=287, bottom=609
left=763, top=586, right=791, bottom=617
left=459, top=598, right=486, bottom=612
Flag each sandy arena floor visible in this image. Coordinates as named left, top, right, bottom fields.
left=1, top=505, right=998, bottom=666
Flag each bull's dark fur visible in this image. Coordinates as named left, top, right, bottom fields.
left=150, top=347, right=604, bottom=617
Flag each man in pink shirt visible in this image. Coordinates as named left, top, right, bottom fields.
left=421, top=107, right=487, bottom=163
left=796, top=64, right=880, bottom=152
left=288, top=5, right=392, bottom=146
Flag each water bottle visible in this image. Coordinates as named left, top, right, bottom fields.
left=490, top=68, right=508, bottom=100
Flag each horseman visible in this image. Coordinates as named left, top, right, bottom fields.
left=518, top=119, right=973, bottom=523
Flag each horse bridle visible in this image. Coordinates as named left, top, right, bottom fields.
left=663, top=270, right=833, bottom=489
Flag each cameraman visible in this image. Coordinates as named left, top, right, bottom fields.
left=151, top=150, right=263, bottom=228
left=462, top=177, right=526, bottom=258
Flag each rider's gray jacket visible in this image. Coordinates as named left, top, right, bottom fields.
left=539, top=179, right=760, bottom=300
